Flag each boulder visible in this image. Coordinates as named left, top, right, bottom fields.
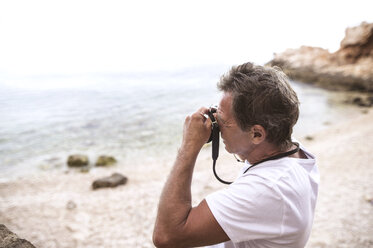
left=350, top=96, right=373, bottom=107
left=92, top=173, right=128, bottom=190
left=267, top=22, right=373, bottom=92
left=67, top=154, right=89, bottom=167
left=337, top=22, right=373, bottom=64
left=95, top=155, right=117, bottom=167
left=0, top=224, right=36, bottom=248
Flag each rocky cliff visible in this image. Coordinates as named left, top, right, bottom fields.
left=267, top=22, right=373, bottom=92
left=0, top=224, right=36, bottom=248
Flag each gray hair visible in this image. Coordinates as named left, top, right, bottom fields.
left=217, top=62, right=299, bottom=149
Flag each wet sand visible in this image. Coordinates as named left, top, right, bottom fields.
left=0, top=110, right=372, bottom=248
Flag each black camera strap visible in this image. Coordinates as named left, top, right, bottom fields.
left=242, top=142, right=300, bottom=174
left=207, top=109, right=233, bottom=185
left=214, top=143, right=300, bottom=185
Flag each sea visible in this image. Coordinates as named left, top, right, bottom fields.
left=0, top=65, right=360, bottom=181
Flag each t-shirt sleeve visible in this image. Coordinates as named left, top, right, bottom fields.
left=205, top=175, right=284, bottom=243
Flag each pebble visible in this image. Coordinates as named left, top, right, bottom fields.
left=66, top=200, right=77, bottom=210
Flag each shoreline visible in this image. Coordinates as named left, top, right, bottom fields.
left=1, top=110, right=373, bottom=247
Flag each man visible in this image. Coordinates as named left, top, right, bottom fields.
left=153, top=62, right=319, bottom=248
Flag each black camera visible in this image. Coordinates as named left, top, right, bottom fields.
left=207, top=107, right=219, bottom=144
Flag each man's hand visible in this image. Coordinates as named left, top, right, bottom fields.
left=181, top=107, right=212, bottom=155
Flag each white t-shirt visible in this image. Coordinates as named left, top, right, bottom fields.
left=205, top=144, right=319, bottom=248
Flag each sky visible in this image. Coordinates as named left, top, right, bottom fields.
left=0, top=0, right=373, bottom=76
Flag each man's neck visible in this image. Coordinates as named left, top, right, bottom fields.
left=243, top=142, right=290, bottom=165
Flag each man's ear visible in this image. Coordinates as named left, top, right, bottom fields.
left=250, top=125, right=266, bottom=144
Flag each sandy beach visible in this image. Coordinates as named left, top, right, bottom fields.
left=1, top=109, right=373, bottom=248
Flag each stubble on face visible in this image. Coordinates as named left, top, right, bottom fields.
left=217, top=92, right=255, bottom=159
left=217, top=93, right=242, bottom=153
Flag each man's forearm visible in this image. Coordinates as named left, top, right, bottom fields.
left=153, top=110, right=212, bottom=247
left=153, top=146, right=200, bottom=245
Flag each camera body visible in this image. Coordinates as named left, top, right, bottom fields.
left=207, top=107, right=218, bottom=143
left=206, top=107, right=220, bottom=163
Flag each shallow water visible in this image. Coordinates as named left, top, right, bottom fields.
left=0, top=66, right=361, bottom=179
